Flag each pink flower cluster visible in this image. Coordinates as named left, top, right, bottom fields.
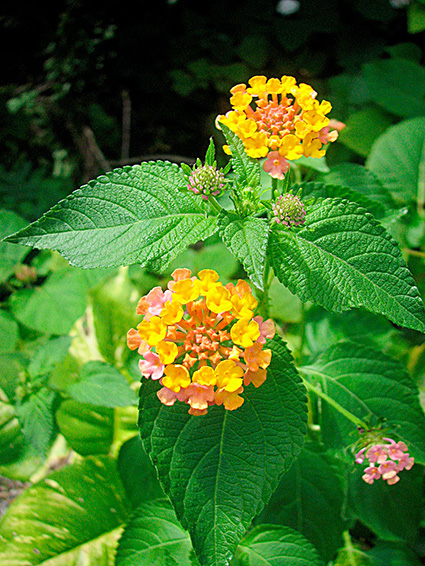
left=355, top=438, right=414, bottom=485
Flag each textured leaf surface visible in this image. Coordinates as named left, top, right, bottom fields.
left=235, top=525, right=324, bottom=566
left=67, top=361, right=137, bottom=408
left=368, top=541, right=423, bottom=566
left=28, top=336, right=72, bottom=379
left=115, top=499, right=195, bottom=566
left=219, top=124, right=260, bottom=188
left=138, top=337, right=307, bottom=566
left=269, top=198, right=425, bottom=332
left=367, top=117, right=425, bottom=203
left=218, top=211, right=268, bottom=289
left=0, top=456, right=131, bottom=566
left=257, top=443, right=345, bottom=562
left=4, top=161, right=218, bottom=270
left=15, top=387, right=55, bottom=455
left=301, top=341, right=425, bottom=464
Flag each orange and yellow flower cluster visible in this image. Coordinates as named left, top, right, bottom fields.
left=217, top=75, right=344, bottom=176
left=127, top=269, right=275, bottom=416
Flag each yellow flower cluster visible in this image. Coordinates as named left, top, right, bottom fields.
left=217, top=75, right=336, bottom=161
left=127, top=269, right=275, bottom=416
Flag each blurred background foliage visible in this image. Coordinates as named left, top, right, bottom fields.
left=2, top=1, right=425, bottom=564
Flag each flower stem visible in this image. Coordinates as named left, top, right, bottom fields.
left=208, top=195, right=223, bottom=214
left=271, top=178, right=278, bottom=201
left=300, top=370, right=369, bottom=430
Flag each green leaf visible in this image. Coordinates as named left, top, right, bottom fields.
left=363, top=58, right=425, bottom=119
left=339, top=107, right=392, bottom=157
left=9, top=267, right=110, bottom=335
left=301, top=341, right=425, bottom=464
left=4, top=161, right=218, bottom=271
left=333, top=536, right=375, bottom=566
left=15, top=387, right=55, bottom=455
left=218, top=211, right=269, bottom=290
left=28, top=336, right=72, bottom=379
left=367, top=117, right=425, bottom=205
left=0, top=398, right=23, bottom=465
left=234, top=525, right=324, bottom=566
left=219, top=123, right=260, bottom=188
left=0, top=209, right=29, bottom=282
left=56, top=399, right=114, bottom=455
left=408, top=2, right=425, bottom=34
left=368, top=541, right=423, bottom=566
left=269, top=198, right=425, bottom=332
left=323, top=163, right=396, bottom=213
left=117, top=436, right=164, bottom=509
left=138, top=337, right=307, bottom=566
left=268, top=278, right=302, bottom=324
left=205, top=138, right=216, bottom=166
left=67, top=361, right=136, bottom=408
left=348, top=464, right=424, bottom=543
left=290, top=155, right=330, bottom=173
left=257, top=443, right=346, bottom=562
left=0, top=456, right=131, bottom=565
left=0, top=311, right=19, bottom=353
left=115, top=499, right=195, bottom=566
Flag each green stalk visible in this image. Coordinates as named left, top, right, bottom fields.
left=208, top=195, right=223, bottom=214
left=300, top=370, right=369, bottom=430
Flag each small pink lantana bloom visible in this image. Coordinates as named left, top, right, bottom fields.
left=139, top=351, right=164, bottom=380
left=362, top=466, right=381, bottom=484
left=355, top=437, right=414, bottom=486
left=262, top=151, right=289, bottom=180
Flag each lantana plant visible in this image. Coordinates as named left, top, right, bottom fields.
left=4, top=75, right=425, bottom=566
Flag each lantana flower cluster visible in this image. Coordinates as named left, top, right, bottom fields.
left=355, top=438, right=414, bottom=485
left=272, top=193, right=306, bottom=227
left=127, top=269, right=275, bottom=416
left=217, top=75, right=344, bottom=179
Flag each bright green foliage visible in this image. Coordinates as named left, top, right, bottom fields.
left=138, top=337, right=307, bottom=566
left=270, top=198, right=425, bottom=332
left=15, top=387, right=55, bottom=455
left=27, top=336, right=71, bottom=380
left=234, top=525, right=324, bottom=566
left=67, top=361, right=136, bottom=408
left=338, top=107, right=393, bottom=157
left=0, top=311, right=19, bottom=353
left=301, top=341, right=425, bottom=463
left=218, top=211, right=269, bottom=289
left=4, top=161, right=218, bottom=271
left=0, top=456, right=131, bottom=566
left=257, top=443, right=346, bottom=562
left=367, top=117, right=425, bottom=204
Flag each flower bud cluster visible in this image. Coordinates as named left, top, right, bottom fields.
left=355, top=438, right=414, bottom=485
left=272, top=193, right=306, bottom=227
left=187, top=164, right=225, bottom=200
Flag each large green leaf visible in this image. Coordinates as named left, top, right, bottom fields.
left=367, top=117, right=425, bottom=204
left=115, top=499, right=195, bottom=566
left=368, top=541, right=423, bottom=566
left=234, top=525, right=324, bottom=566
left=363, top=58, right=425, bottom=119
left=218, top=211, right=268, bottom=290
left=28, top=336, right=72, bottom=380
left=15, top=387, right=55, bottom=455
left=348, top=464, right=423, bottom=543
left=9, top=267, right=110, bottom=335
left=139, top=337, right=307, bottom=566
left=257, top=443, right=346, bottom=562
left=0, top=397, right=23, bottom=465
left=219, top=123, right=260, bottom=188
left=0, top=311, right=19, bottom=353
left=3, top=161, right=218, bottom=271
left=0, top=456, right=131, bottom=566
left=338, top=107, right=392, bottom=158
left=67, top=361, right=137, bottom=408
left=0, top=209, right=29, bottom=282
left=269, top=198, right=425, bottom=332
left=56, top=399, right=114, bottom=455
left=301, top=341, right=425, bottom=464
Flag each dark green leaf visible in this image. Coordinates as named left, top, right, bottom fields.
left=115, top=499, right=194, bottom=566
left=139, top=337, right=307, bottom=566
left=234, top=525, right=324, bottom=566
left=0, top=456, right=131, bottom=565
left=219, top=124, right=260, bottom=188
left=339, top=107, right=392, bottom=157
left=0, top=209, right=29, bottom=282
left=4, top=162, right=218, bottom=271
left=218, top=211, right=269, bottom=290
left=269, top=198, right=425, bottom=332
left=0, top=397, right=23, bottom=465
left=368, top=541, right=423, bottom=566
left=367, top=117, right=425, bottom=204
left=257, top=443, right=346, bottom=562
left=301, top=341, right=425, bottom=464
left=67, top=361, right=136, bottom=408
